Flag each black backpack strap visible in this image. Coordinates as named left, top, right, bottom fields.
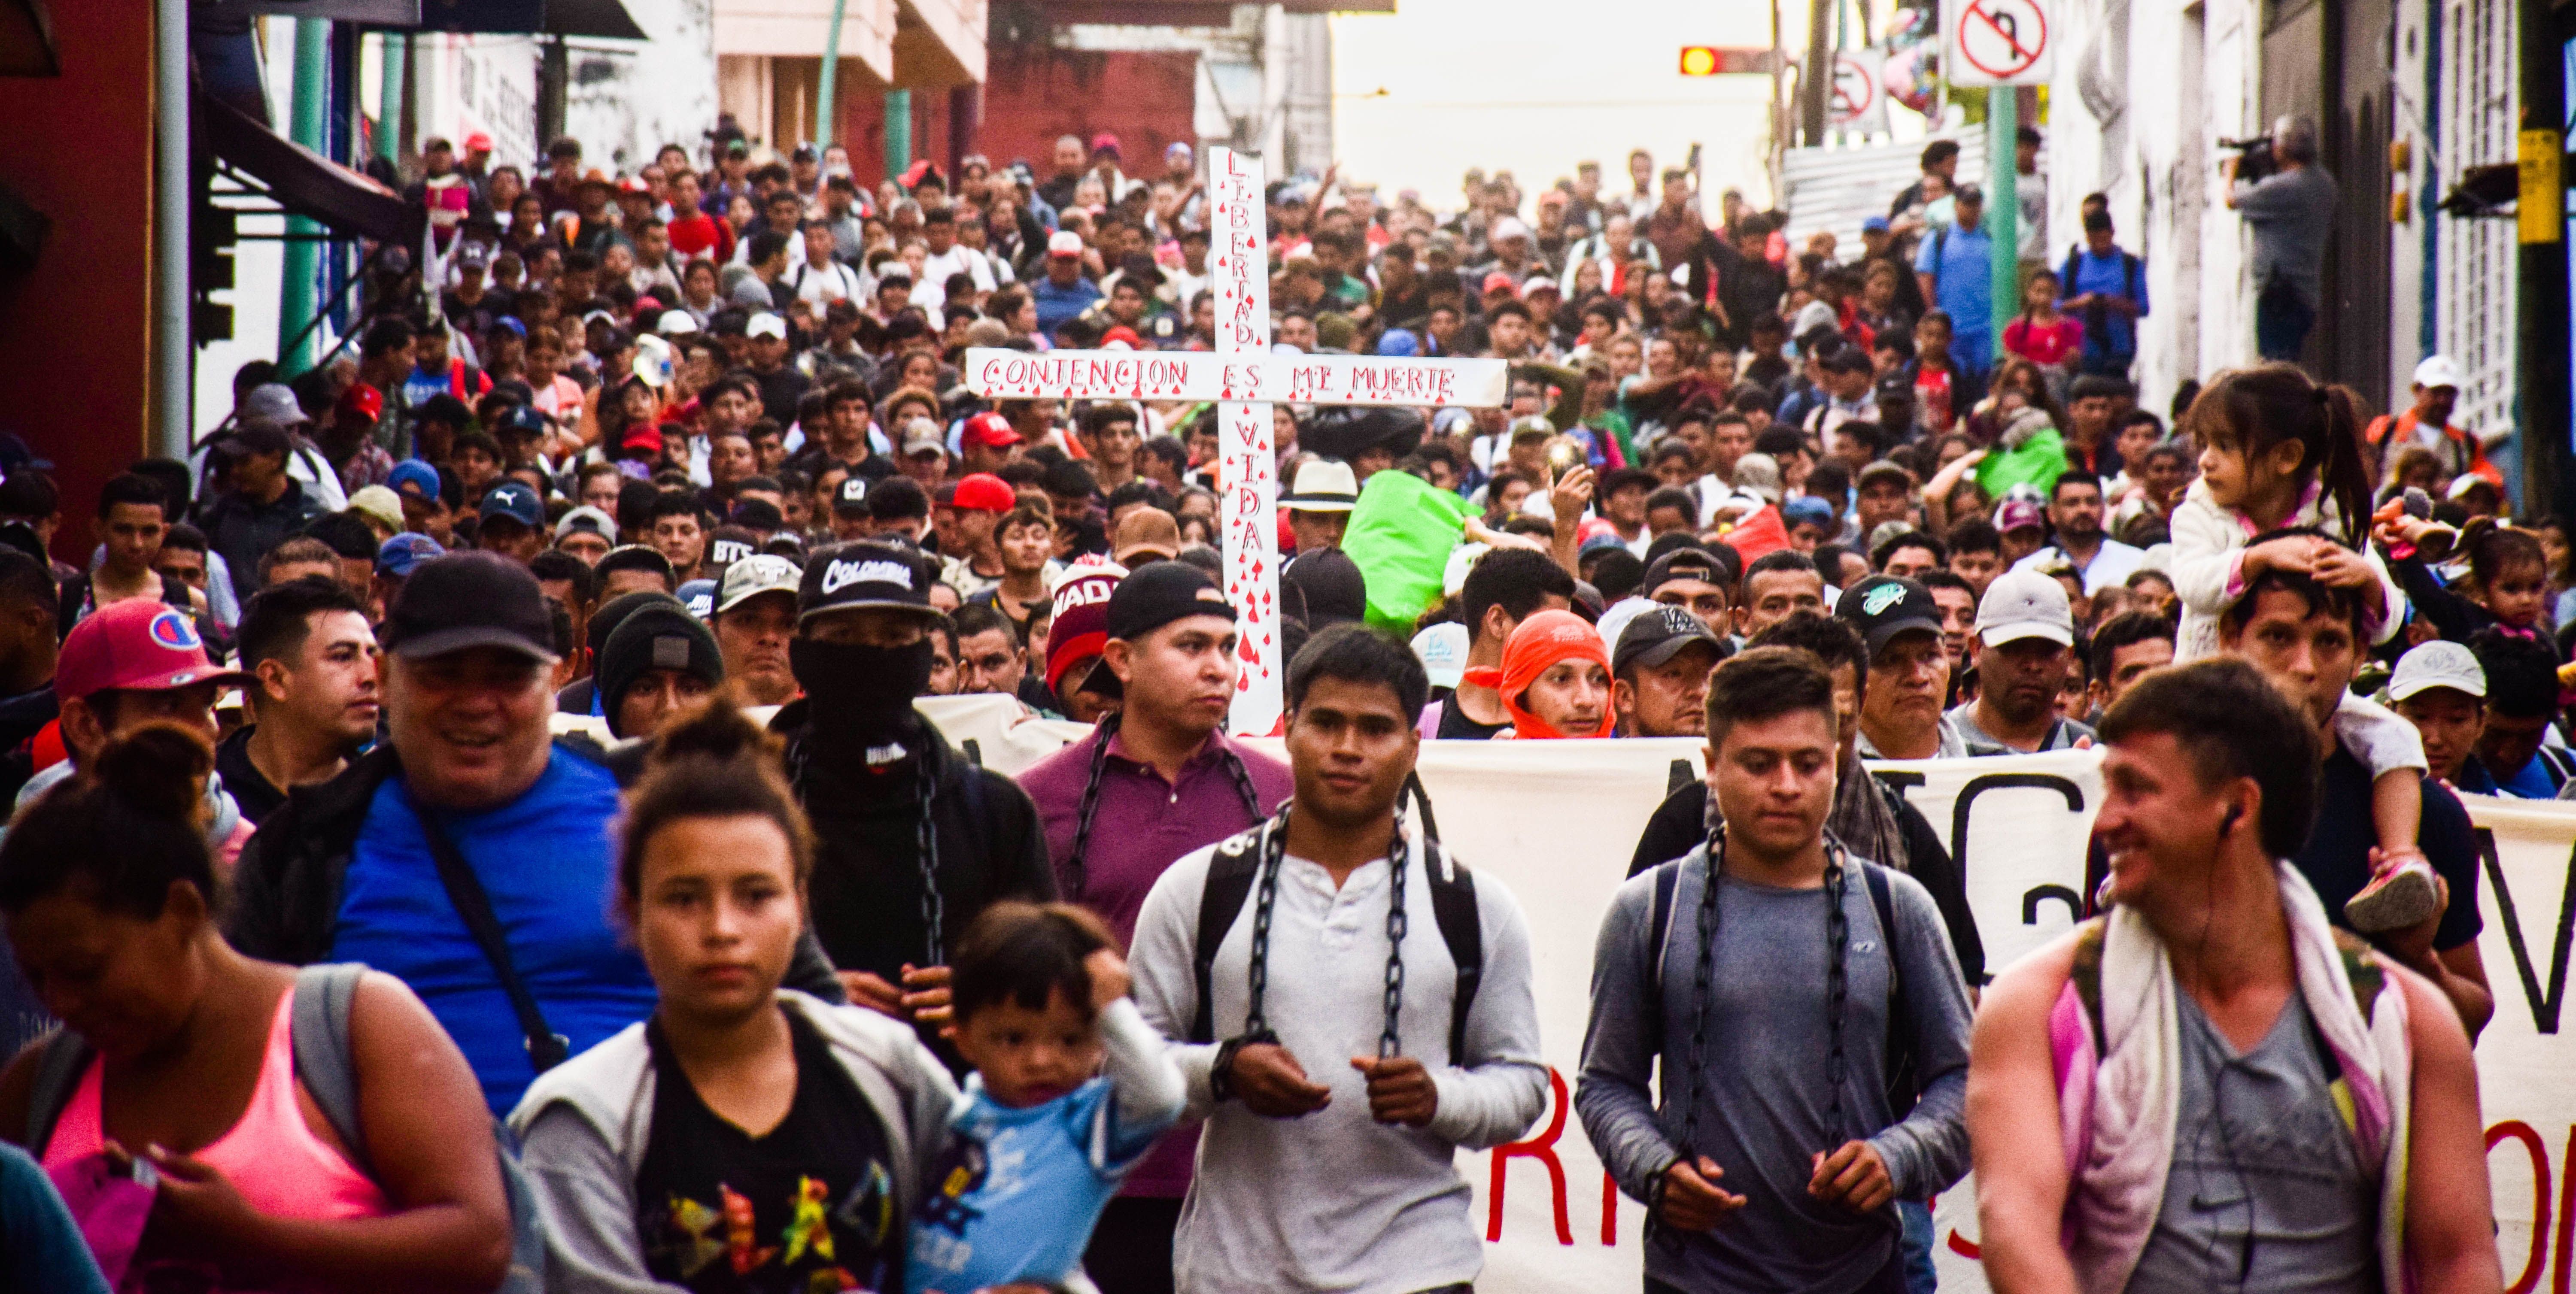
left=1860, top=862, right=1920, bottom=1117
left=19, top=1028, right=91, bottom=1156
left=289, top=963, right=374, bottom=1176
left=1422, top=838, right=1482, bottom=1065
left=416, top=807, right=570, bottom=1073
left=1188, top=828, right=1266, bottom=1044
left=1643, top=858, right=1683, bottom=1046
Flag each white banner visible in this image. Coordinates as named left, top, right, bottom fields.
left=911, top=696, right=2576, bottom=1294
left=957, top=348, right=1511, bottom=409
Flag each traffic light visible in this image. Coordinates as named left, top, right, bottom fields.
left=193, top=202, right=235, bottom=342
left=1680, top=46, right=1780, bottom=76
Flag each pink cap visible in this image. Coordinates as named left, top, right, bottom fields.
left=56, top=600, right=246, bottom=703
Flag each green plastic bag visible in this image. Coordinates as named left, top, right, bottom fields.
left=1341, top=469, right=1473, bottom=635
left=1975, top=427, right=2071, bottom=501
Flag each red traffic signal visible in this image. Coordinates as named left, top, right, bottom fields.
left=1679, top=46, right=1778, bottom=76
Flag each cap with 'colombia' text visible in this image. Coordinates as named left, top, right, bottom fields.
left=797, top=542, right=935, bottom=624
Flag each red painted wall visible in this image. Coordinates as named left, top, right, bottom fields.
left=0, top=4, right=153, bottom=558
left=977, top=45, right=1196, bottom=178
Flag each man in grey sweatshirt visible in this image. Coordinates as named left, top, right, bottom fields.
left=1576, top=645, right=1974, bottom=1294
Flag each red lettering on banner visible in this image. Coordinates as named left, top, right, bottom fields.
left=1486, top=1067, right=1574, bottom=1244
left=1601, top=1171, right=1619, bottom=1245
left=2488, top=1121, right=2551, bottom=1294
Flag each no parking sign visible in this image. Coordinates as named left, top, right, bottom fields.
left=1944, top=0, right=2052, bottom=86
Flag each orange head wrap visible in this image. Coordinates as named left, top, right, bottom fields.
left=1460, top=608, right=1613, bottom=739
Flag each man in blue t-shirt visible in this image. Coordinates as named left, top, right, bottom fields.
left=1912, top=185, right=1996, bottom=379
left=2058, top=210, right=2149, bottom=378
left=228, top=552, right=838, bottom=1114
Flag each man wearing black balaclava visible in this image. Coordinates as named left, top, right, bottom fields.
left=775, top=539, right=1054, bottom=1066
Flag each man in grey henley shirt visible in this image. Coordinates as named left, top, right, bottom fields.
left=1577, top=645, right=1974, bottom=1294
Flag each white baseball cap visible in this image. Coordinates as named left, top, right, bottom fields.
left=746, top=312, right=787, bottom=341
left=1411, top=621, right=1470, bottom=690
left=1974, top=568, right=2075, bottom=648
left=657, top=310, right=699, bottom=336
left=1047, top=230, right=1085, bottom=258
left=2388, top=640, right=2487, bottom=702
left=2413, top=355, right=2464, bottom=391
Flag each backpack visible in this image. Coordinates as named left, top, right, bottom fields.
left=1643, top=851, right=1922, bottom=1117
left=2060, top=245, right=2143, bottom=361
left=19, top=964, right=549, bottom=1294
left=1187, top=790, right=1484, bottom=1064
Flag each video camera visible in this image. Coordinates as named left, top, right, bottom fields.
left=2218, top=134, right=2277, bottom=184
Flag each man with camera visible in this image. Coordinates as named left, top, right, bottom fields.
left=2224, top=115, right=2338, bottom=362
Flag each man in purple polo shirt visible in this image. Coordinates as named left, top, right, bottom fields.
left=1018, top=559, right=1293, bottom=1294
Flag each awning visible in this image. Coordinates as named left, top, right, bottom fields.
left=200, top=85, right=419, bottom=244
left=193, top=0, right=423, bottom=25
left=418, top=0, right=646, bottom=39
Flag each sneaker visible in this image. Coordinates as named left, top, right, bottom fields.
left=2345, top=857, right=2440, bottom=932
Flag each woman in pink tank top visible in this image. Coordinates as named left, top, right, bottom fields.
left=0, top=725, right=510, bottom=1293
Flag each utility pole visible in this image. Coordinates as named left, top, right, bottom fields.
left=1990, top=90, right=2019, bottom=336
left=281, top=18, right=329, bottom=373
left=1800, top=0, right=1833, bottom=145
left=815, top=0, right=848, bottom=150
left=2517, top=0, right=2569, bottom=520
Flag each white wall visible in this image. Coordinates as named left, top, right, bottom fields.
left=2042, top=0, right=2260, bottom=419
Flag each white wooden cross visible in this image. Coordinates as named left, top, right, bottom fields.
left=964, top=147, right=1509, bottom=734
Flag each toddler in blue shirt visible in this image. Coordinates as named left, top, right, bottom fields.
left=906, top=902, right=1185, bottom=1294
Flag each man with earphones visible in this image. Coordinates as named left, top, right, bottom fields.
left=1966, top=650, right=2499, bottom=1294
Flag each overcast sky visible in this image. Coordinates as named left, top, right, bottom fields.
left=1329, top=0, right=1801, bottom=209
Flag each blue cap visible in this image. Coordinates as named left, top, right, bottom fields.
left=377, top=531, right=446, bottom=577
left=677, top=578, right=717, bottom=621
left=1782, top=496, right=1835, bottom=530
left=389, top=459, right=442, bottom=501
left=478, top=481, right=544, bottom=529
left=1861, top=215, right=1891, bottom=233
left=491, top=316, right=527, bottom=337
left=1376, top=328, right=1422, bottom=358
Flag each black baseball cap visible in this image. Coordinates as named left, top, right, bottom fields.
left=796, top=540, right=935, bottom=625
left=832, top=476, right=871, bottom=518
left=1107, top=561, right=1236, bottom=641
left=1642, top=547, right=1734, bottom=598
left=1834, top=575, right=1944, bottom=656
left=379, top=551, right=562, bottom=662
left=1612, top=604, right=1729, bottom=677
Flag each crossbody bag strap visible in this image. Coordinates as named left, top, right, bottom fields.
left=416, top=807, right=570, bottom=1073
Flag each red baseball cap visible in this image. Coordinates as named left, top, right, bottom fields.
left=56, top=600, right=247, bottom=704
left=961, top=412, right=1021, bottom=449
left=621, top=424, right=664, bottom=454
left=1481, top=271, right=1519, bottom=297
left=1091, top=132, right=1123, bottom=157
left=1100, top=325, right=1145, bottom=349
left=951, top=473, right=1018, bottom=513
left=618, top=175, right=652, bottom=194
left=463, top=131, right=494, bottom=153
left=337, top=382, right=384, bottom=422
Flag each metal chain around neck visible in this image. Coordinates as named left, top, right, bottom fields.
left=916, top=752, right=945, bottom=967
left=1677, top=826, right=1855, bottom=1155
left=1066, top=716, right=1267, bottom=903
left=1241, top=802, right=1412, bottom=1056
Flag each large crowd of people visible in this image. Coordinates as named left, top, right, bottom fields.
left=0, top=119, right=2531, bottom=1294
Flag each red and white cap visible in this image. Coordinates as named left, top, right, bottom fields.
left=55, top=600, right=247, bottom=703
left=1047, top=230, right=1086, bottom=258
left=960, top=412, right=1021, bottom=449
